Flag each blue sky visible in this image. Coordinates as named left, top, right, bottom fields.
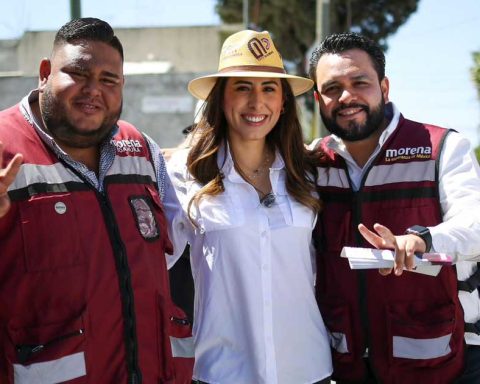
left=1, top=0, right=479, bottom=145
left=384, top=0, right=480, bottom=146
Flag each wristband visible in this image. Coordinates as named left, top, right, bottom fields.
left=405, top=225, right=432, bottom=252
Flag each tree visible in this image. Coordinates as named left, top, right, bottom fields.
left=472, top=52, right=480, bottom=98
left=215, top=0, right=420, bottom=74
left=216, top=0, right=315, bottom=62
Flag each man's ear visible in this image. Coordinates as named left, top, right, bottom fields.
left=38, top=58, right=51, bottom=91
left=313, top=90, right=319, bottom=102
left=381, top=76, right=390, bottom=103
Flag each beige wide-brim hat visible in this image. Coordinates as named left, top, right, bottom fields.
left=188, top=29, right=314, bottom=100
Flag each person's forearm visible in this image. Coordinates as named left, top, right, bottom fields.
left=436, top=133, right=480, bottom=262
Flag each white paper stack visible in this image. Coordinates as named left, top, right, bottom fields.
left=340, top=247, right=453, bottom=277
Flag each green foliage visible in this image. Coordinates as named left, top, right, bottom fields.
left=215, top=0, right=420, bottom=70
left=475, top=145, right=480, bottom=163
left=472, top=52, right=480, bottom=98
left=215, top=0, right=243, bottom=24
left=216, top=0, right=316, bottom=61
left=330, top=0, right=419, bottom=50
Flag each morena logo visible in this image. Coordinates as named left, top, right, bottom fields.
left=385, top=146, right=432, bottom=161
left=111, top=139, right=143, bottom=153
left=248, top=37, right=271, bottom=59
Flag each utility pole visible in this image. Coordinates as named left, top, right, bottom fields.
left=346, top=0, right=352, bottom=30
left=70, top=0, right=81, bottom=20
left=311, top=0, right=330, bottom=139
left=243, top=0, right=249, bottom=29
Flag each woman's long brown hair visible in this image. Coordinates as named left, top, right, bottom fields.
left=187, top=78, right=322, bottom=221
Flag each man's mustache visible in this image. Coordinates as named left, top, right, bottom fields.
left=333, top=103, right=369, bottom=116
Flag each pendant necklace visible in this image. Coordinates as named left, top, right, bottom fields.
left=246, top=153, right=270, bottom=180
left=247, top=180, right=276, bottom=208
left=259, top=190, right=276, bottom=208
left=232, top=150, right=276, bottom=208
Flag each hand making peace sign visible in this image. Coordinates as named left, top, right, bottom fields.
left=0, top=141, right=23, bottom=218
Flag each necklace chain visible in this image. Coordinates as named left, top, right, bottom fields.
left=231, top=150, right=276, bottom=207
left=244, top=153, right=270, bottom=180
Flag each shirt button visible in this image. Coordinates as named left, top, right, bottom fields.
left=262, top=264, right=268, bottom=271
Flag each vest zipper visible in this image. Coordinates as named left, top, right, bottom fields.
left=353, top=162, right=382, bottom=382
left=131, top=372, right=139, bottom=384
left=57, top=155, right=145, bottom=382
left=16, top=329, right=84, bottom=364
left=352, top=190, right=371, bottom=352
left=98, top=192, right=142, bottom=384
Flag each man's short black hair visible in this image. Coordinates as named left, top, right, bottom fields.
left=309, top=32, right=385, bottom=85
left=53, top=17, right=124, bottom=61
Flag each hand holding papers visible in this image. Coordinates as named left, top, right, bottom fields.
left=341, top=247, right=453, bottom=277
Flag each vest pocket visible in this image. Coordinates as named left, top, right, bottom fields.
left=318, top=300, right=355, bottom=362
left=156, top=294, right=176, bottom=382
left=169, top=305, right=194, bottom=384
left=156, top=294, right=194, bottom=383
left=19, top=194, right=85, bottom=272
left=7, top=313, right=87, bottom=383
left=387, top=302, right=456, bottom=366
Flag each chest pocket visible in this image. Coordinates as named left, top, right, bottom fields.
left=196, top=193, right=244, bottom=233
left=289, top=197, right=316, bottom=229
left=276, top=181, right=315, bottom=229
left=19, top=193, right=86, bottom=272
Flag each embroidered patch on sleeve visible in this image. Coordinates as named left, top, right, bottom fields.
left=129, top=196, right=160, bottom=241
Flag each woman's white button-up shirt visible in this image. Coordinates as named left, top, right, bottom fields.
left=166, top=143, right=332, bottom=384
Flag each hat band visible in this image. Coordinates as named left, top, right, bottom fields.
left=219, top=65, right=286, bottom=74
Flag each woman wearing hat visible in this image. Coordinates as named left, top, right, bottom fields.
left=167, top=30, right=332, bottom=384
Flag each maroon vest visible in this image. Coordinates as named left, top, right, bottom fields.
left=314, top=116, right=464, bottom=383
left=0, top=105, right=191, bottom=383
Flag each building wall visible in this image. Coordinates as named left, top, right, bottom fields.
left=0, top=76, right=37, bottom=108
left=17, top=31, right=57, bottom=75
left=15, top=25, right=227, bottom=76
left=116, top=26, right=222, bottom=72
left=122, top=72, right=205, bottom=147
left=0, top=40, right=19, bottom=72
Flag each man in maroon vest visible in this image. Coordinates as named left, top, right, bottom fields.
left=309, top=32, right=480, bottom=383
left=0, top=18, right=192, bottom=383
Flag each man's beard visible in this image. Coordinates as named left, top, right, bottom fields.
left=40, top=86, right=122, bottom=149
left=321, top=97, right=385, bottom=142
